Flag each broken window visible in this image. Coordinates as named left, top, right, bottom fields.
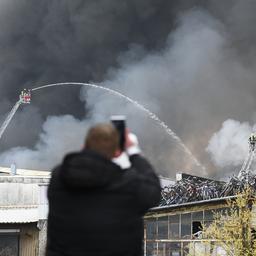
left=192, top=211, right=203, bottom=238
left=192, top=221, right=202, bottom=238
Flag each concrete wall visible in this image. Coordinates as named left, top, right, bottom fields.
left=0, top=175, right=50, bottom=256
left=38, top=220, right=47, bottom=256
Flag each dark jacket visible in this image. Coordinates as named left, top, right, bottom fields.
left=46, top=149, right=161, bottom=256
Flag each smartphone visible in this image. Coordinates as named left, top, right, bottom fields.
left=110, top=115, right=126, bottom=151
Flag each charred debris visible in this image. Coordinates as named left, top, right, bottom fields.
left=160, top=134, right=256, bottom=206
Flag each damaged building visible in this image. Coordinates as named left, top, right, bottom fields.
left=0, top=157, right=254, bottom=255
left=144, top=173, right=232, bottom=256
left=0, top=168, right=253, bottom=256
left=0, top=166, right=50, bottom=256
left=144, top=195, right=233, bottom=256
left=144, top=169, right=256, bottom=256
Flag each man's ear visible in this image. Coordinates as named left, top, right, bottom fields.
left=113, top=149, right=122, bottom=158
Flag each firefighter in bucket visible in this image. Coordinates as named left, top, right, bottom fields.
left=19, top=89, right=31, bottom=104
left=249, top=133, right=256, bottom=151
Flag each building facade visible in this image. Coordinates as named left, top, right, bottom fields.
left=0, top=167, right=238, bottom=256
left=144, top=197, right=234, bottom=256
left=0, top=167, right=50, bottom=256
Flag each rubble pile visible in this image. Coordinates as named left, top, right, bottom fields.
left=160, top=171, right=256, bottom=206
left=160, top=176, right=223, bottom=206
left=221, top=171, right=256, bottom=196
left=160, top=135, right=256, bottom=206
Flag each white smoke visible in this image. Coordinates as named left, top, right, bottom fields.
left=0, top=6, right=256, bottom=178
left=206, top=119, right=254, bottom=168
left=0, top=115, right=88, bottom=170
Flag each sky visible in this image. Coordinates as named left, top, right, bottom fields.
left=0, top=0, right=256, bottom=179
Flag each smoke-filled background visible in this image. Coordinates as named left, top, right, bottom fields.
left=0, top=0, right=256, bottom=179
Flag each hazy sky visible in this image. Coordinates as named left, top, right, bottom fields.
left=0, top=0, right=256, bottom=179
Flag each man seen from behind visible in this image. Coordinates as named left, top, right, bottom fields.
left=46, top=123, right=161, bottom=256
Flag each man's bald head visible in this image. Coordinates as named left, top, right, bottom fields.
left=85, top=123, right=119, bottom=159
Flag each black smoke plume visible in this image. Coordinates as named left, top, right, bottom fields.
left=1, top=0, right=256, bottom=179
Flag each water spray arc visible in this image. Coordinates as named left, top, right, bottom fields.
left=32, top=82, right=205, bottom=171
left=0, top=101, right=21, bottom=140
left=0, top=82, right=204, bottom=171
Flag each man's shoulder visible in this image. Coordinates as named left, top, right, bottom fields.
left=51, top=165, right=61, bottom=176
left=49, top=165, right=63, bottom=188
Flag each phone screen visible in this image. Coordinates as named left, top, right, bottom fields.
left=111, top=116, right=126, bottom=151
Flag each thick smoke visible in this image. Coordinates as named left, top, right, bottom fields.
left=0, top=0, right=202, bottom=151
left=0, top=115, right=89, bottom=170
left=207, top=119, right=253, bottom=168
left=1, top=1, right=256, bottom=178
